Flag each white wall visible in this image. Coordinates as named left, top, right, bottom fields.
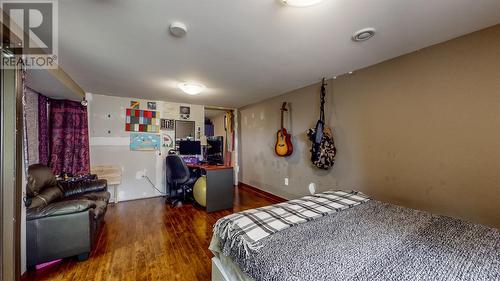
left=87, top=93, right=205, bottom=201
left=239, top=25, right=500, bottom=228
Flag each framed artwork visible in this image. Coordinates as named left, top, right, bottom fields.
left=147, top=102, right=157, bottom=110
left=125, top=109, right=160, bottom=133
left=130, top=101, right=140, bottom=109
left=161, top=118, right=175, bottom=130
left=162, top=131, right=175, bottom=149
left=130, top=133, right=160, bottom=151
left=180, top=106, right=190, bottom=120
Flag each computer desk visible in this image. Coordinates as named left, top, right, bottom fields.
left=187, top=164, right=234, bottom=212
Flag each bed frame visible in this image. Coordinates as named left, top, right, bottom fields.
left=211, top=257, right=231, bottom=281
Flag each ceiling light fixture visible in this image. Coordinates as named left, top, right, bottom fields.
left=178, top=82, right=205, bottom=95
left=169, top=22, right=188, bottom=38
left=352, top=28, right=376, bottom=42
left=281, top=0, right=323, bottom=7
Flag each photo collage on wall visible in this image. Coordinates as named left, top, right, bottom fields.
left=126, top=100, right=161, bottom=151
left=125, top=102, right=194, bottom=152
left=125, top=108, right=160, bottom=133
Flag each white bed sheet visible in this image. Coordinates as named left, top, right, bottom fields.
left=210, top=235, right=255, bottom=281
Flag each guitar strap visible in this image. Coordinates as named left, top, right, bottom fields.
left=314, top=79, right=326, bottom=144
left=308, top=78, right=336, bottom=169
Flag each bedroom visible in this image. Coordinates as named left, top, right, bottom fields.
left=1, top=0, right=499, bottom=280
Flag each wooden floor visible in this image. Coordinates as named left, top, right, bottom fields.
left=22, top=185, right=282, bottom=281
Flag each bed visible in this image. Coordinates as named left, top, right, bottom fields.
left=209, top=190, right=500, bottom=281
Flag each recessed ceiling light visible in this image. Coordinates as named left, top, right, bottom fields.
left=352, top=28, right=376, bottom=42
left=281, top=0, right=323, bottom=7
left=178, top=82, right=205, bottom=95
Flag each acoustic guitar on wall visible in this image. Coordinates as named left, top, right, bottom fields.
left=275, top=102, right=293, bottom=157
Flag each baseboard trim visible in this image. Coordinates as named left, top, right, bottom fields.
left=238, top=182, right=287, bottom=203
left=116, top=194, right=165, bottom=203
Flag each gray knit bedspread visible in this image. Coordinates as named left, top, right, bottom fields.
left=223, top=200, right=500, bottom=281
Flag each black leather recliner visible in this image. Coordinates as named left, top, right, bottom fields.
left=25, top=164, right=110, bottom=270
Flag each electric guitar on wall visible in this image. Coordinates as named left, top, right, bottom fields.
left=275, top=102, right=293, bottom=157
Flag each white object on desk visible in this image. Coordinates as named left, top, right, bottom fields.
left=91, top=165, right=122, bottom=203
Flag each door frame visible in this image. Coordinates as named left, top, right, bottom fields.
left=0, top=51, right=23, bottom=281
left=204, top=106, right=239, bottom=185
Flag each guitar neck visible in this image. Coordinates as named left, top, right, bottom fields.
left=281, top=111, right=284, bottom=130
left=280, top=102, right=287, bottom=131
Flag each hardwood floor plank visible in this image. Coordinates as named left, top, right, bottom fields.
left=22, top=185, right=281, bottom=281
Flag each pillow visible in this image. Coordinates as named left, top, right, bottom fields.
left=27, top=185, right=63, bottom=209
left=26, top=164, right=57, bottom=197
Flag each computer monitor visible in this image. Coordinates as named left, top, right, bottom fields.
left=207, top=136, right=224, bottom=164
left=178, top=140, right=201, bottom=155
left=207, top=136, right=223, bottom=155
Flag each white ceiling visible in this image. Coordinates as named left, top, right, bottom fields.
left=28, top=0, right=500, bottom=107
left=26, top=69, right=79, bottom=100
left=205, top=109, right=227, bottom=119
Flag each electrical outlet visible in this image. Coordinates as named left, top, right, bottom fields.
left=284, top=177, right=289, bottom=186
left=135, top=169, right=147, bottom=180
left=308, top=182, right=316, bottom=195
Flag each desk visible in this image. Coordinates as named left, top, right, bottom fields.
left=187, top=164, right=234, bottom=212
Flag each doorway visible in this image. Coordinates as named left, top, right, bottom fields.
left=204, top=107, right=238, bottom=184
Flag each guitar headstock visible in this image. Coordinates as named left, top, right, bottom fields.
left=280, top=102, right=288, bottom=112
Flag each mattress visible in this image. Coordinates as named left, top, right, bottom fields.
left=210, top=200, right=500, bottom=281
left=211, top=250, right=254, bottom=281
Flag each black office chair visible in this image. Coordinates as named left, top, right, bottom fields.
left=165, top=154, right=196, bottom=206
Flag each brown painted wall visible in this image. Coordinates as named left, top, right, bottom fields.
left=239, top=24, right=500, bottom=228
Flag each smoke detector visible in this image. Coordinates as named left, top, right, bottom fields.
left=352, top=28, right=376, bottom=42
left=169, top=22, right=187, bottom=38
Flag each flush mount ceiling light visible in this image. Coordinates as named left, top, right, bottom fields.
left=281, top=0, right=323, bottom=7
left=178, top=82, right=205, bottom=95
left=352, top=28, right=376, bottom=42
left=169, top=22, right=187, bottom=38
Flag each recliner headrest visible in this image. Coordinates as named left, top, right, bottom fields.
left=27, top=164, right=57, bottom=197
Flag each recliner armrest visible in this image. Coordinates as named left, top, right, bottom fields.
left=59, top=179, right=108, bottom=197
left=27, top=200, right=96, bottom=220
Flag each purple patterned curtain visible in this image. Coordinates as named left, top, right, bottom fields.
left=49, top=99, right=90, bottom=175
left=38, top=94, right=50, bottom=165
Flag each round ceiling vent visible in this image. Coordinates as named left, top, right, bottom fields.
left=169, top=22, right=187, bottom=38
left=352, top=28, right=376, bottom=42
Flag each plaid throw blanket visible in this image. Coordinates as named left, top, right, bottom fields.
left=213, top=190, right=370, bottom=257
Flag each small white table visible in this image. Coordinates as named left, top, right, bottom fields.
left=91, top=165, right=122, bottom=203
